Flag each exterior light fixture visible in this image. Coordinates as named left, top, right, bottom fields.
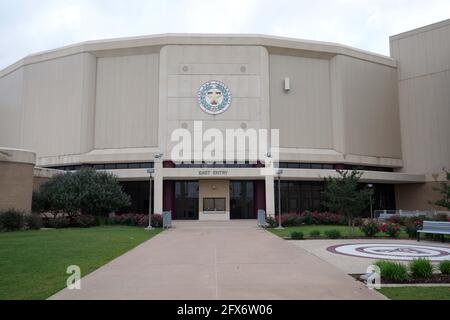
left=146, top=168, right=155, bottom=230
left=284, top=77, right=290, bottom=91
left=367, top=184, right=374, bottom=219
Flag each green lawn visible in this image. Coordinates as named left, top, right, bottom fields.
left=268, top=225, right=409, bottom=239
left=0, top=226, right=161, bottom=300
left=378, top=287, right=450, bottom=300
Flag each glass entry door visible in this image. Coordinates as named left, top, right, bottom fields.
left=230, top=181, right=255, bottom=219
left=174, top=181, right=199, bottom=219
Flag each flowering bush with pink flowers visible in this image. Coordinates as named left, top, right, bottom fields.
left=108, top=213, right=162, bottom=228
left=360, top=219, right=380, bottom=237
left=404, top=218, right=423, bottom=238
left=379, top=222, right=401, bottom=238
left=268, top=211, right=346, bottom=227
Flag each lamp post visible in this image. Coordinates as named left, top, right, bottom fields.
left=145, top=153, right=163, bottom=231
left=146, top=168, right=155, bottom=230
left=276, top=169, right=284, bottom=229
left=368, top=183, right=374, bottom=219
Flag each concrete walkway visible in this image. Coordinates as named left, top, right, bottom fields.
left=50, top=221, right=385, bottom=300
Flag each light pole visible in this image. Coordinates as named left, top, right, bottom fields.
left=276, top=169, right=284, bottom=229
left=146, top=168, right=155, bottom=230
left=146, top=153, right=163, bottom=230
left=368, top=183, right=374, bottom=219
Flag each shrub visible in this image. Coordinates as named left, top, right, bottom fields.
left=72, top=215, right=98, bottom=228
left=438, top=260, right=450, bottom=275
left=360, top=219, right=379, bottom=237
left=290, top=231, right=304, bottom=240
left=387, top=215, right=405, bottom=226
left=0, top=209, right=25, bottom=231
left=95, top=215, right=108, bottom=225
left=434, top=213, right=449, bottom=222
left=25, top=214, right=43, bottom=230
left=109, top=213, right=136, bottom=226
left=301, top=211, right=313, bottom=225
left=324, top=229, right=341, bottom=239
left=272, top=212, right=346, bottom=227
left=353, top=217, right=364, bottom=227
left=404, top=218, right=422, bottom=238
left=108, top=213, right=162, bottom=228
left=310, top=212, right=346, bottom=225
left=46, top=217, right=70, bottom=229
left=281, top=214, right=303, bottom=227
left=409, top=258, right=433, bottom=278
left=380, top=222, right=401, bottom=238
left=32, top=169, right=131, bottom=217
left=375, top=260, right=409, bottom=282
left=309, top=230, right=321, bottom=237
left=424, top=233, right=440, bottom=240
left=151, top=214, right=163, bottom=228
left=266, top=217, right=277, bottom=228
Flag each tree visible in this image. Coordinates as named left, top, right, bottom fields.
left=433, top=169, right=450, bottom=209
left=323, top=170, right=371, bottom=232
left=32, top=174, right=70, bottom=218
left=32, top=169, right=131, bottom=216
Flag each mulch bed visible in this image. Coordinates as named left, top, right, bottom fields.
left=351, top=273, right=450, bottom=284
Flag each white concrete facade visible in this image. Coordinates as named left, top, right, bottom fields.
left=0, top=34, right=401, bottom=167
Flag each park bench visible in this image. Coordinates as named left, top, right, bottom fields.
left=417, top=221, right=450, bottom=242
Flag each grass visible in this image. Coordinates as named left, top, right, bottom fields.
left=0, top=226, right=161, bottom=300
left=268, top=225, right=409, bottom=239
left=378, top=287, right=450, bottom=300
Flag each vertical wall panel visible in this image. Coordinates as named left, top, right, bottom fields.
left=337, top=55, right=402, bottom=159
left=391, top=20, right=450, bottom=175
left=0, top=68, right=24, bottom=148
left=94, top=54, right=159, bottom=149
left=269, top=54, right=332, bottom=149
left=21, top=53, right=94, bottom=157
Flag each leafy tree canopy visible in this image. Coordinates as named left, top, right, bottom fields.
left=323, top=170, right=371, bottom=227
left=33, top=169, right=130, bottom=216
left=433, top=169, right=450, bottom=210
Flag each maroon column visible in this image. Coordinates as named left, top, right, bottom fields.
left=162, top=161, right=175, bottom=213
left=163, top=180, right=174, bottom=213
left=254, top=180, right=266, bottom=215
left=163, top=161, right=176, bottom=168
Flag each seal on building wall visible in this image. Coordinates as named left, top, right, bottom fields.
left=197, top=80, right=232, bottom=115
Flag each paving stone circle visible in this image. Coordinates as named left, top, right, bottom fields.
left=327, top=243, right=450, bottom=261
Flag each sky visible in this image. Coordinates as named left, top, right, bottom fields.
left=1, top=0, right=449, bottom=69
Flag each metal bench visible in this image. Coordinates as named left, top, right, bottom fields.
left=417, top=221, right=450, bottom=242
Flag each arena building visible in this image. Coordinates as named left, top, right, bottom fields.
left=1, top=19, right=449, bottom=219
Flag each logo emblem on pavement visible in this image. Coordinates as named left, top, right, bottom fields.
left=327, top=243, right=450, bottom=261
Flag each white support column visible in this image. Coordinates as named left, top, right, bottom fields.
left=265, top=174, right=275, bottom=217
left=154, top=160, right=163, bottom=214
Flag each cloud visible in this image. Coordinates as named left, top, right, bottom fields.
left=0, top=0, right=449, bottom=70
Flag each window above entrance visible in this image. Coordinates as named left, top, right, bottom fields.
left=203, top=198, right=226, bottom=212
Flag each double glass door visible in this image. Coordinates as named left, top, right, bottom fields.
left=230, top=181, right=255, bottom=219
left=174, top=181, right=199, bottom=219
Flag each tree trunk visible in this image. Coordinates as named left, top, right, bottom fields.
left=348, top=218, right=354, bottom=235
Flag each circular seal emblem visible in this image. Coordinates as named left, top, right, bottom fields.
left=197, top=80, right=232, bottom=115
left=327, top=243, right=450, bottom=261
